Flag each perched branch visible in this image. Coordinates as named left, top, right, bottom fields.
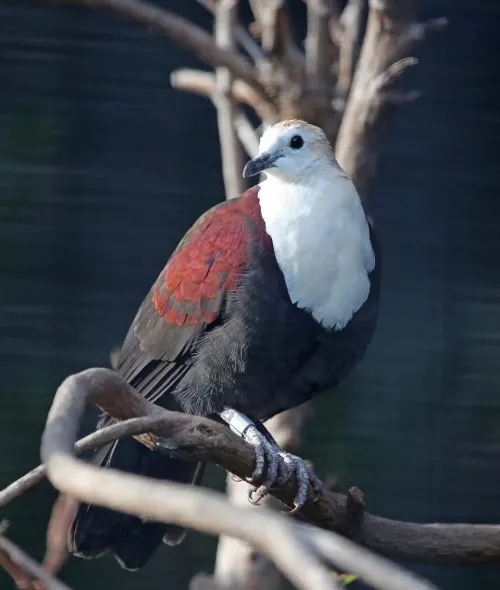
left=2, top=369, right=500, bottom=569
left=215, top=0, right=246, bottom=199
left=0, top=527, right=71, bottom=590
left=37, top=369, right=441, bottom=590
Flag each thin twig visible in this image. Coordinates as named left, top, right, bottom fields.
left=0, top=532, right=71, bottom=590
left=0, top=416, right=167, bottom=509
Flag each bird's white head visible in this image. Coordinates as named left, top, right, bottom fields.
left=243, top=119, right=346, bottom=184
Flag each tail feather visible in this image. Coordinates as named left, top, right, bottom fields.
left=68, top=436, right=203, bottom=570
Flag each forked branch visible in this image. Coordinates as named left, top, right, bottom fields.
left=36, top=368, right=441, bottom=590
left=3, top=369, right=500, bottom=570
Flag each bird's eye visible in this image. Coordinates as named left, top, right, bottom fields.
left=289, top=135, right=304, bottom=150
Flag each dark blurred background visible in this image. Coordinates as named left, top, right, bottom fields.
left=1, top=0, right=500, bottom=589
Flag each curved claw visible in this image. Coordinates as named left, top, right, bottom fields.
left=279, top=453, right=323, bottom=514
left=248, top=438, right=266, bottom=483
left=243, top=426, right=284, bottom=502
left=241, top=426, right=323, bottom=511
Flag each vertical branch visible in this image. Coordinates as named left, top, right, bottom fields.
left=215, top=0, right=246, bottom=200
left=335, top=1, right=432, bottom=197
left=304, top=0, right=338, bottom=133
left=305, top=0, right=337, bottom=86
left=335, top=0, right=366, bottom=100
left=213, top=406, right=312, bottom=590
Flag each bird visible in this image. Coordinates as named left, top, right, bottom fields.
left=68, top=119, right=381, bottom=571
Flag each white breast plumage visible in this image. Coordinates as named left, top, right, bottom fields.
left=258, top=173, right=375, bottom=331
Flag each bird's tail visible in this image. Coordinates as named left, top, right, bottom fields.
left=68, top=436, right=204, bottom=571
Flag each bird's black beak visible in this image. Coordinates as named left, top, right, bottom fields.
left=242, top=152, right=279, bottom=178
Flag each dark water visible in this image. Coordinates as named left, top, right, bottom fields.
left=1, top=1, right=500, bottom=589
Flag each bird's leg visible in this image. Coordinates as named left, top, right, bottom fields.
left=219, top=407, right=323, bottom=513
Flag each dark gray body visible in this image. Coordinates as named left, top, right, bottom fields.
left=69, top=193, right=381, bottom=570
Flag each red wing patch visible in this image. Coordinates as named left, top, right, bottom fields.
left=152, top=187, right=264, bottom=328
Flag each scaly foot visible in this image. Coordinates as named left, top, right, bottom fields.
left=220, top=407, right=323, bottom=513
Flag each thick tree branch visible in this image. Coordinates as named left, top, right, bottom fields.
left=2, top=368, right=500, bottom=568
left=37, top=368, right=440, bottom=590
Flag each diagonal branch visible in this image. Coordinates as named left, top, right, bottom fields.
left=170, top=68, right=277, bottom=122
left=197, top=0, right=267, bottom=64
left=37, top=0, right=275, bottom=114
left=38, top=368, right=441, bottom=590
left=0, top=528, right=71, bottom=590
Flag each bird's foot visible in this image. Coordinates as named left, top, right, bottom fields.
left=243, top=426, right=323, bottom=513
left=219, top=407, right=323, bottom=513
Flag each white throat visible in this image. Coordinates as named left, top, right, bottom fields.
left=258, top=171, right=375, bottom=330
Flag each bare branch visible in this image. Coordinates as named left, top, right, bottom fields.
left=335, top=0, right=366, bottom=99
left=0, top=367, right=494, bottom=570
left=0, top=368, right=499, bottom=570
left=372, top=56, right=418, bottom=91
left=198, top=0, right=267, bottom=64
left=305, top=0, right=336, bottom=87
left=215, top=0, right=246, bottom=199
left=335, top=2, right=447, bottom=197
left=250, top=0, right=305, bottom=83
left=169, top=68, right=260, bottom=158
left=0, top=529, right=71, bottom=590
left=42, top=495, right=78, bottom=578
left=233, top=111, right=260, bottom=158
left=38, top=368, right=441, bottom=590
left=38, top=0, right=272, bottom=108
left=170, top=68, right=277, bottom=122
left=0, top=416, right=170, bottom=509
left=214, top=406, right=312, bottom=590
